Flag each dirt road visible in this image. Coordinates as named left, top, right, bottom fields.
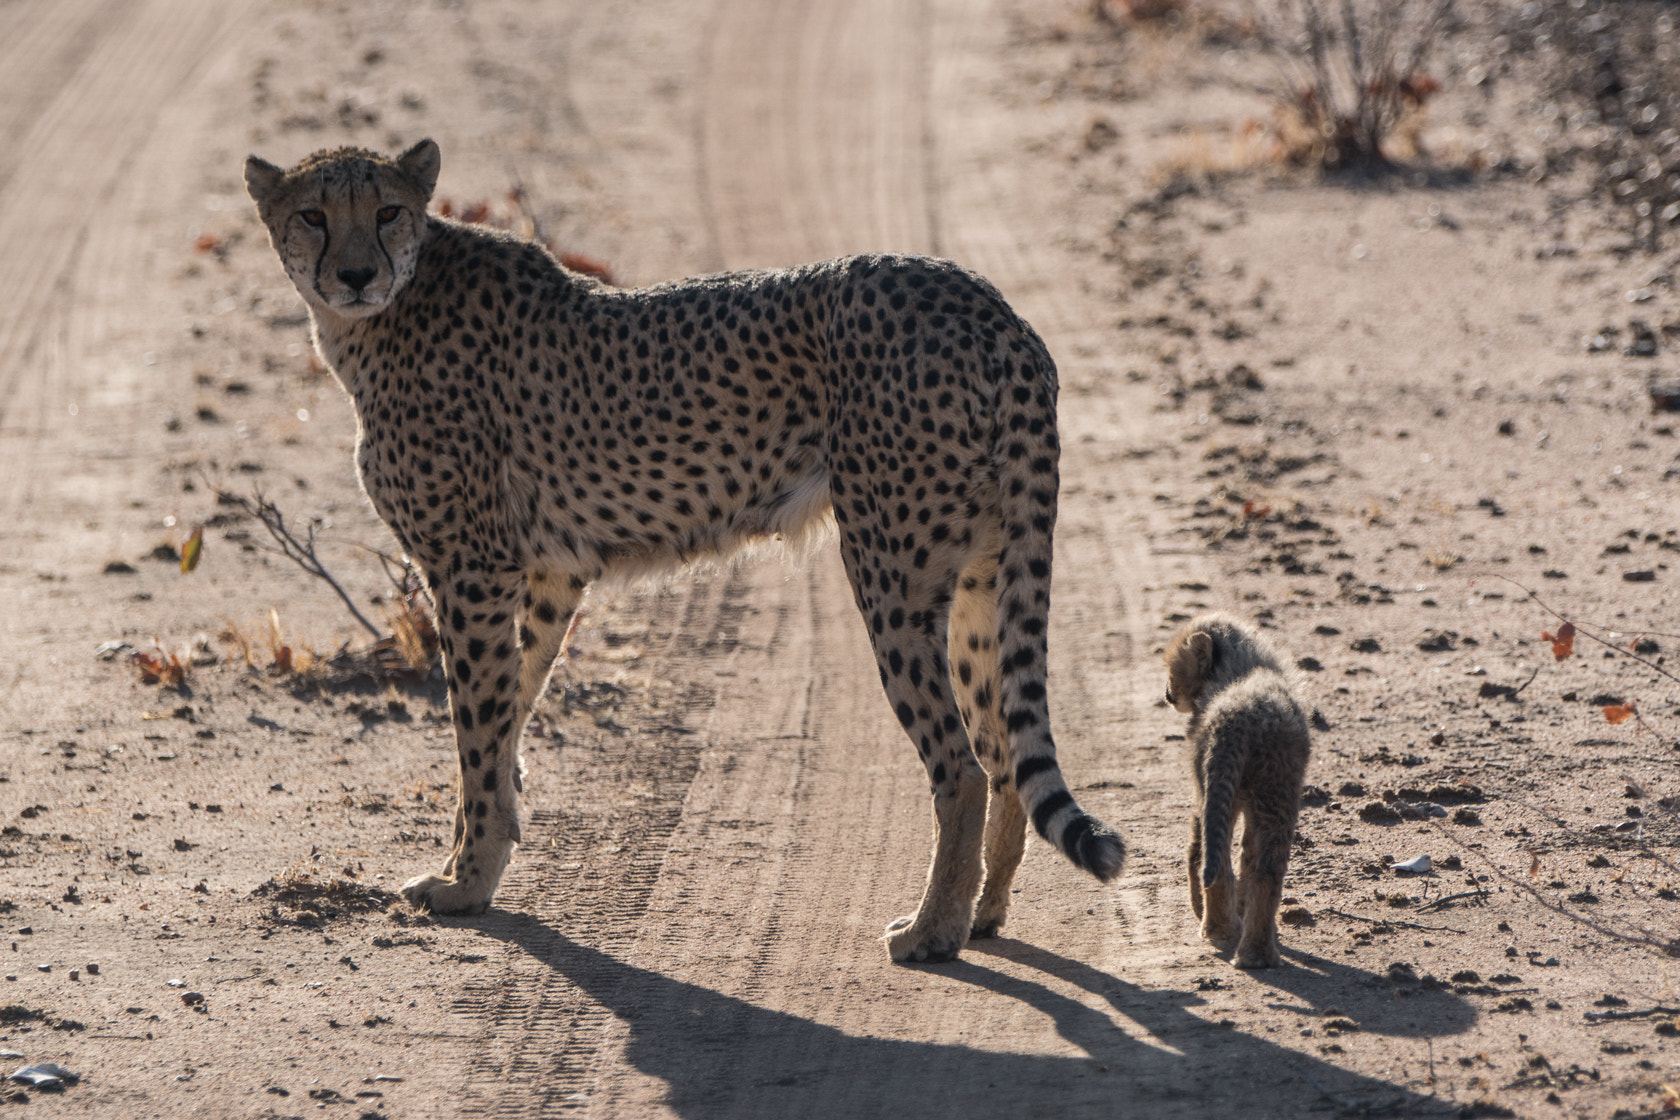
left=1, top=1, right=1676, bottom=1117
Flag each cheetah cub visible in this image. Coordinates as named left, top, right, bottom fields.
left=1163, top=613, right=1311, bottom=968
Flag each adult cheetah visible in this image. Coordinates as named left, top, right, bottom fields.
left=245, top=139, right=1123, bottom=962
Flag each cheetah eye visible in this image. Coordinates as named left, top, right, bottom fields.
left=299, top=209, right=327, bottom=229
left=376, top=205, right=401, bottom=224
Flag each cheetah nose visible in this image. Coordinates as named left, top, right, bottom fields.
left=338, top=266, right=377, bottom=291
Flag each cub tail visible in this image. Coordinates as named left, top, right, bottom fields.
left=1199, top=720, right=1251, bottom=888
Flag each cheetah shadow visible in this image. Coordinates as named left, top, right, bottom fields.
left=472, top=917, right=1471, bottom=1118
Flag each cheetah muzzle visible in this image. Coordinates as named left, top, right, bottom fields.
left=246, top=139, right=1125, bottom=962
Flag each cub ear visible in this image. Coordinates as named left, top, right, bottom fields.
left=244, top=155, right=286, bottom=210
left=1189, top=630, right=1215, bottom=676
left=397, top=138, right=440, bottom=200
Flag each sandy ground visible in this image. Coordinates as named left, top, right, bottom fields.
left=1, top=1, right=1677, bottom=1117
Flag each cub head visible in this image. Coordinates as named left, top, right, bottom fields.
left=244, top=139, right=439, bottom=320
left=1162, top=623, right=1216, bottom=714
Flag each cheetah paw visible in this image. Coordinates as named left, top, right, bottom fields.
left=884, top=914, right=966, bottom=963
left=400, top=872, right=493, bottom=915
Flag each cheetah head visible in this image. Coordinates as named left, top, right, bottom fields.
left=244, top=139, right=439, bottom=320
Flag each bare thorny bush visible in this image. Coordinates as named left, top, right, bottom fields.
left=1250, top=0, right=1455, bottom=168
left=206, top=484, right=440, bottom=681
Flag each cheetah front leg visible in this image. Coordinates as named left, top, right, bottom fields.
left=401, top=572, right=529, bottom=915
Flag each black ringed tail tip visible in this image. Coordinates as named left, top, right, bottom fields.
left=1071, top=814, right=1126, bottom=881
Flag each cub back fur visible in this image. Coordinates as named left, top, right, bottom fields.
left=1164, top=612, right=1310, bottom=968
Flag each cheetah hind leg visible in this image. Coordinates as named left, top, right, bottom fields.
left=868, top=617, right=987, bottom=962
left=883, top=754, right=987, bottom=962
left=948, top=557, right=1025, bottom=939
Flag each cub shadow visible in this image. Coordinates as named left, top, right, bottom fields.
left=470, top=915, right=1470, bottom=1119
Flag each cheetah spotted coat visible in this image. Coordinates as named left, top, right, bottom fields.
left=246, top=141, right=1122, bottom=962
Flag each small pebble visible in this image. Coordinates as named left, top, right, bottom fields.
left=68, top=970, right=79, bottom=982
left=85, top=963, right=99, bottom=976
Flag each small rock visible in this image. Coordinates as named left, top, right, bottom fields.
left=8, top=1063, right=77, bottom=1089
left=1390, top=854, right=1432, bottom=874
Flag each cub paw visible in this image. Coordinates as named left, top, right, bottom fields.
left=885, top=914, right=966, bottom=963
left=1234, top=940, right=1282, bottom=969
left=401, top=872, right=493, bottom=915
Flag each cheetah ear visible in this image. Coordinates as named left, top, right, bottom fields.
left=244, top=155, right=286, bottom=210
left=397, top=138, right=441, bottom=200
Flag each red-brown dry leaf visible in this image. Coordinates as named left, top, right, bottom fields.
left=435, top=198, right=455, bottom=218
left=133, top=647, right=185, bottom=687
left=1542, top=621, right=1575, bottom=661
left=272, top=645, right=293, bottom=675
left=1527, top=850, right=1541, bottom=877
left=459, top=200, right=491, bottom=225
left=557, top=252, right=617, bottom=286
left=1241, top=500, right=1272, bottom=520
left=1603, top=701, right=1637, bottom=725
left=193, top=233, right=223, bottom=254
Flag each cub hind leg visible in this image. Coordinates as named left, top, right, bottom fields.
left=1234, top=800, right=1296, bottom=969
left=948, top=555, right=1026, bottom=939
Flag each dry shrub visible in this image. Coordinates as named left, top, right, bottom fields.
left=1099, top=0, right=1185, bottom=21
left=1252, top=0, right=1453, bottom=169
left=1512, top=1, right=1680, bottom=247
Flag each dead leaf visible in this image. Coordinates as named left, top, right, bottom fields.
left=1604, top=700, right=1637, bottom=725
left=180, top=526, right=204, bottom=574
left=193, top=233, right=223, bottom=254
left=132, top=642, right=187, bottom=687
left=1542, top=621, right=1575, bottom=661
left=557, top=252, right=617, bottom=286
left=1528, top=850, right=1541, bottom=878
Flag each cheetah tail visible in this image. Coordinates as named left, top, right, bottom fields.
left=1198, top=723, right=1251, bottom=889
left=991, top=324, right=1125, bottom=883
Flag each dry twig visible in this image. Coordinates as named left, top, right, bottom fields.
left=207, top=482, right=382, bottom=639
